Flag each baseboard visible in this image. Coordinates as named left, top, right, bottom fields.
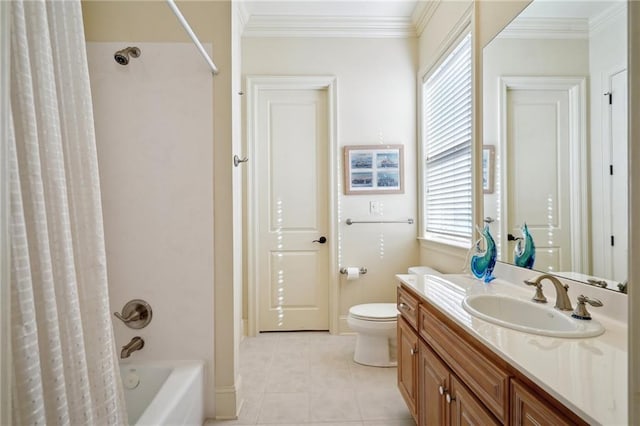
left=214, top=377, right=241, bottom=420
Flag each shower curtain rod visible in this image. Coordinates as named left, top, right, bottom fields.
left=165, top=0, right=219, bottom=75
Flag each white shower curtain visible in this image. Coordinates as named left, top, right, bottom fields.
left=9, top=0, right=127, bottom=424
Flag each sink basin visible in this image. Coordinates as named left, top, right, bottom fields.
left=462, top=294, right=604, bottom=338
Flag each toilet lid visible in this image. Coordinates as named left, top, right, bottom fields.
left=349, top=303, right=398, bottom=321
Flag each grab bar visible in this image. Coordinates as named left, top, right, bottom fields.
left=346, top=218, right=414, bottom=225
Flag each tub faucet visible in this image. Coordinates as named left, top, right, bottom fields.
left=121, top=336, right=145, bottom=359
left=524, top=273, right=573, bottom=311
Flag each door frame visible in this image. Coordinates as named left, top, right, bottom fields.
left=499, top=76, right=588, bottom=272
left=246, top=76, right=338, bottom=336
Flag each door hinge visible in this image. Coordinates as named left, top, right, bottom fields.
left=604, top=92, right=612, bottom=105
left=610, top=164, right=614, bottom=175
left=611, top=235, right=615, bottom=246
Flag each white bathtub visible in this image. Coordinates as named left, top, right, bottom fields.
left=120, top=360, right=204, bottom=426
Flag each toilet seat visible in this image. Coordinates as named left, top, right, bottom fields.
left=348, top=303, right=398, bottom=322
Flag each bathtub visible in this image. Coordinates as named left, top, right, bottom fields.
left=120, top=360, right=204, bottom=426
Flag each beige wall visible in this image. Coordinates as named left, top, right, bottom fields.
left=242, top=36, right=420, bottom=333
left=82, top=0, right=235, bottom=419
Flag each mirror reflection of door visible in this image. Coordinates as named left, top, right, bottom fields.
left=505, top=87, right=572, bottom=273
left=607, top=69, right=628, bottom=283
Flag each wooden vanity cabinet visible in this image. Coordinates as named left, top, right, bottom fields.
left=397, top=284, right=589, bottom=426
left=511, top=379, right=576, bottom=426
left=418, top=332, right=500, bottom=426
left=398, top=315, right=419, bottom=422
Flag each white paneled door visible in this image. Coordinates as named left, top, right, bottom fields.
left=255, top=86, right=329, bottom=331
left=506, top=88, right=572, bottom=272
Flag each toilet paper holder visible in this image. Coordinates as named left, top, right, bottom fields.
left=340, top=267, right=368, bottom=275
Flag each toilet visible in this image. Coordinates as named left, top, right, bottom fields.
left=347, top=266, right=441, bottom=367
left=347, top=303, right=399, bottom=367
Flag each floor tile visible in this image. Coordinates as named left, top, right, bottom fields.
left=222, top=331, right=408, bottom=425
left=309, top=389, right=362, bottom=422
left=356, top=388, right=413, bottom=420
left=257, top=392, right=309, bottom=424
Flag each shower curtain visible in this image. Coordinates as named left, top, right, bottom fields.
left=9, top=0, right=127, bottom=424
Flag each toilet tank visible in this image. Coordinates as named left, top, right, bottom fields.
left=407, top=266, right=441, bottom=275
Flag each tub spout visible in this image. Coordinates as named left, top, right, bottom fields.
left=121, top=336, right=144, bottom=359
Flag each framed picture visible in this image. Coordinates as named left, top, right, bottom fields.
left=482, top=145, right=495, bottom=194
left=344, top=145, right=404, bottom=195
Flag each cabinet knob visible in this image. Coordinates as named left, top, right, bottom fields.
left=410, top=347, right=418, bottom=356
left=438, top=385, right=447, bottom=395
left=446, top=393, right=456, bottom=404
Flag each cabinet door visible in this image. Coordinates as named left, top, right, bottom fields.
left=511, top=379, right=575, bottom=426
left=418, top=340, right=448, bottom=426
left=398, top=316, right=419, bottom=421
left=449, top=376, right=500, bottom=426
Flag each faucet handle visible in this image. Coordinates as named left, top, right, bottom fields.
left=524, top=279, right=547, bottom=304
left=571, top=295, right=603, bottom=320
left=114, top=299, right=153, bottom=329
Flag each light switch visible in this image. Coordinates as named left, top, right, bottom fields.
left=369, top=201, right=379, bottom=215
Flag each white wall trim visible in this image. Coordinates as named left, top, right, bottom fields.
left=497, top=17, right=589, bottom=40
left=246, top=76, right=338, bottom=336
left=498, top=76, right=589, bottom=273
left=242, top=15, right=415, bottom=38
left=214, top=382, right=240, bottom=420
left=590, top=2, right=626, bottom=36
left=411, top=0, right=440, bottom=38
left=0, top=1, right=11, bottom=424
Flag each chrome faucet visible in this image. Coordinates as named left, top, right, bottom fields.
left=121, top=336, right=144, bottom=359
left=524, top=274, right=573, bottom=311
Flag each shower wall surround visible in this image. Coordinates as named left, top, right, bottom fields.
left=87, top=42, right=215, bottom=417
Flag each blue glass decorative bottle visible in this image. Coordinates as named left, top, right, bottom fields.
left=470, top=222, right=497, bottom=283
left=514, top=223, right=535, bottom=269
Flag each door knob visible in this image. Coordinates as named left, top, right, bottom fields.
left=313, top=236, right=327, bottom=244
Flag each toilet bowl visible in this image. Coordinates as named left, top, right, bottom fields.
left=347, top=303, right=398, bottom=367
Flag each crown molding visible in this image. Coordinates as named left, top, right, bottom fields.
left=590, top=2, right=626, bottom=35
left=242, top=15, right=416, bottom=38
left=412, top=1, right=440, bottom=37
left=497, top=17, right=588, bottom=40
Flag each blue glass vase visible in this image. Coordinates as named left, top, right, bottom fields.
left=514, top=223, right=535, bottom=269
left=470, top=224, right=497, bottom=283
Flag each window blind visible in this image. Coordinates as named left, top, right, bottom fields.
left=423, top=33, right=472, bottom=240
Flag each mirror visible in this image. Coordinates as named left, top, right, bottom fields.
left=482, top=0, right=628, bottom=293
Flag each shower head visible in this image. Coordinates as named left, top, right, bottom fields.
left=114, top=46, right=141, bottom=66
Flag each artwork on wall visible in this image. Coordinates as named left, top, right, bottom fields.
left=482, top=145, right=495, bottom=194
left=343, top=145, right=404, bottom=195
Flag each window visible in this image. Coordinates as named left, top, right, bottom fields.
left=422, top=32, right=472, bottom=244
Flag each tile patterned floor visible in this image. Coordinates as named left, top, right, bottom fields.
left=206, top=332, right=416, bottom=426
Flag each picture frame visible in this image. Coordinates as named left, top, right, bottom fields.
left=482, top=145, right=495, bottom=194
left=343, top=145, right=404, bottom=195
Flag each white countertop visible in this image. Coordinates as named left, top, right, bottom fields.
left=396, top=273, right=628, bottom=426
